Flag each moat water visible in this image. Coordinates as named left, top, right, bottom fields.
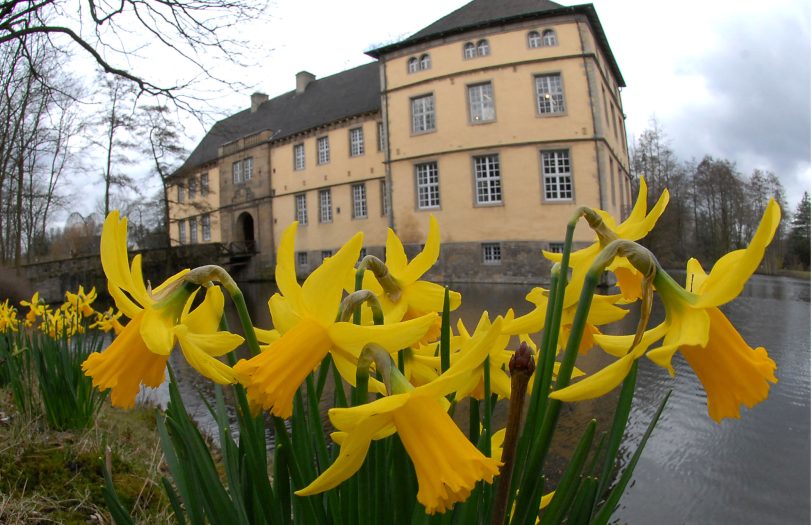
left=157, top=274, right=810, bottom=524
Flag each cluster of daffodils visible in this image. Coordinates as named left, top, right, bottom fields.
left=2, top=287, right=127, bottom=339
left=82, top=179, right=780, bottom=514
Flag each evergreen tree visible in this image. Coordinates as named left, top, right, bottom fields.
left=786, top=192, right=811, bottom=270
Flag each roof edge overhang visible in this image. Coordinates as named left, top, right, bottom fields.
left=366, top=3, right=625, bottom=87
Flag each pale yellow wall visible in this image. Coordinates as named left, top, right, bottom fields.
left=386, top=57, right=595, bottom=163
left=385, top=19, right=583, bottom=90
left=269, top=116, right=389, bottom=253
left=168, top=167, right=222, bottom=246
left=389, top=142, right=601, bottom=245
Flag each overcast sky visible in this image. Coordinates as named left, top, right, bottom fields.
left=66, top=0, right=811, bottom=217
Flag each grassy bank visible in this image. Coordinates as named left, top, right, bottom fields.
left=0, top=388, right=172, bottom=524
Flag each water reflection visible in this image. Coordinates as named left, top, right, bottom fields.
left=174, top=274, right=810, bottom=523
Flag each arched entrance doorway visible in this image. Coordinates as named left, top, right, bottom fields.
left=235, top=212, right=256, bottom=252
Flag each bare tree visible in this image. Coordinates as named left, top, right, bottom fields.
left=0, top=0, right=265, bottom=112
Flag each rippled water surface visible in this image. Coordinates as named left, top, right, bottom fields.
left=192, top=275, right=810, bottom=524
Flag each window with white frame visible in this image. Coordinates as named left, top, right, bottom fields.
left=232, top=161, right=242, bottom=184
left=321, top=250, right=332, bottom=261
left=319, top=188, right=332, bottom=223
left=295, top=193, right=308, bottom=225
left=477, top=39, right=490, bottom=56
left=188, top=178, right=196, bottom=200
left=415, top=162, right=440, bottom=209
left=177, top=183, right=185, bottom=203
left=297, top=251, right=308, bottom=267
left=528, top=30, right=541, bottom=48
left=349, top=127, right=364, bottom=157
left=548, top=242, right=564, bottom=254
left=411, top=94, right=435, bottom=134
left=482, top=243, right=501, bottom=264
left=468, top=82, right=495, bottom=123
left=535, top=73, right=565, bottom=115
left=419, top=54, right=431, bottom=70
left=243, top=157, right=253, bottom=181
left=380, top=180, right=390, bottom=217
left=201, top=173, right=209, bottom=197
left=463, top=42, right=476, bottom=59
left=294, top=143, right=305, bottom=170
left=317, top=136, right=330, bottom=165
left=352, top=183, right=367, bottom=218
left=377, top=122, right=384, bottom=151
left=542, top=29, right=558, bottom=46
left=541, top=150, right=573, bottom=201
left=178, top=219, right=186, bottom=244
left=189, top=217, right=198, bottom=244
left=407, top=57, right=419, bottom=73
left=474, top=154, right=502, bottom=205
left=202, top=214, right=211, bottom=241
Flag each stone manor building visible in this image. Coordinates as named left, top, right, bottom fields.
left=169, top=0, right=632, bottom=282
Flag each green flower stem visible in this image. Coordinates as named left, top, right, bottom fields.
left=440, top=287, right=451, bottom=374
left=339, top=290, right=385, bottom=325
left=358, top=255, right=402, bottom=302
left=186, top=265, right=262, bottom=357
left=514, top=262, right=597, bottom=516
left=469, top=398, right=481, bottom=445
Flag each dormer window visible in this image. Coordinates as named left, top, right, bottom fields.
left=476, top=39, right=490, bottom=56
left=542, top=29, right=558, bottom=46
left=463, top=42, right=476, bottom=59
left=419, top=54, right=431, bottom=70
left=408, top=57, right=419, bottom=73
left=528, top=30, right=541, bottom=48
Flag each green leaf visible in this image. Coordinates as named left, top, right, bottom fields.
left=591, top=391, right=671, bottom=525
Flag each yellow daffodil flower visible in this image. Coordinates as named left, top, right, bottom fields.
left=357, top=215, right=461, bottom=324
left=64, top=286, right=97, bottom=318
left=0, top=299, right=19, bottom=333
left=296, top=318, right=504, bottom=514
left=502, top=287, right=628, bottom=355
left=82, top=211, right=244, bottom=408
left=551, top=200, right=781, bottom=422
left=234, top=222, right=439, bottom=418
left=20, top=291, right=46, bottom=327
left=451, top=312, right=514, bottom=399
left=544, top=178, right=670, bottom=305
left=91, top=307, right=126, bottom=335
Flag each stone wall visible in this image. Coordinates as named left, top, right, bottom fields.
left=20, top=244, right=226, bottom=304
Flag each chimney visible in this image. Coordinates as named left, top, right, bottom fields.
left=296, top=71, right=316, bottom=94
left=251, top=92, right=268, bottom=113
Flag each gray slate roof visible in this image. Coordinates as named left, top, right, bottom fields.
left=367, top=0, right=624, bottom=87
left=175, top=61, right=380, bottom=176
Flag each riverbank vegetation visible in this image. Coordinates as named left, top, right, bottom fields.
left=631, top=119, right=810, bottom=271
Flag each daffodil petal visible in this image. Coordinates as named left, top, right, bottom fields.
left=549, top=349, right=641, bottom=402
left=401, top=215, right=440, bottom=284
left=295, top=413, right=392, bottom=496
left=181, top=286, right=224, bottom=335
left=403, top=280, right=461, bottom=313
left=268, top=293, right=300, bottom=334
left=385, top=228, right=409, bottom=276
left=175, top=326, right=241, bottom=384
left=108, top=283, right=142, bottom=320
left=302, top=231, right=364, bottom=325
left=275, top=222, right=304, bottom=312
left=693, top=199, right=781, bottom=308
left=328, top=313, right=438, bottom=356
left=328, top=394, right=410, bottom=431
left=101, top=211, right=138, bottom=296
left=140, top=305, right=177, bottom=356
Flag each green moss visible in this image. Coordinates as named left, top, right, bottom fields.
left=0, top=391, right=171, bottom=523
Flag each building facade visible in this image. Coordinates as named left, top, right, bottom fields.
left=168, top=0, right=632, bottom=282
